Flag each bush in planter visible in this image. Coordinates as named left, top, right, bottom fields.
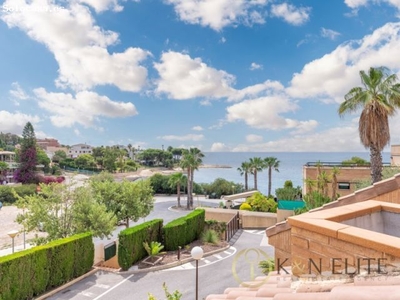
left=239, top=202, right=252, bottom=211
left=201, top=229, right=219, bottom=244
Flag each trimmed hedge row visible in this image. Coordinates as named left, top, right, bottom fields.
left=118, top=219, right=163, bottom=271
left=0, top=232, right=93, bottom=300
left=163, top=209, right=205, bottom=251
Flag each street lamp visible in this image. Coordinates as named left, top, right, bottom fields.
left=232, top=185, right=235, bottom=195
left=191, top=246, right=204, bottom=300
left=7, top=230, right=19, bottom=253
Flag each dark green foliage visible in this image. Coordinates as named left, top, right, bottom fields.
left=0, top=184, right=36, bottom=203
left=150, top=174, right=175, bottom=194
left=294, top=191, right=332, bottom=215
left=200, top=178, right=244, bottom=199
left=118, top=219, right=163, bottom=270
left=0, top=232, right=93, bottom=300
left=163, top=209, right=205, bottom=251
left=275, top=186, right=302, bottom=200
left=15, top=122, right=38, bottom=184
left=342, top=156, right=370, bottom=166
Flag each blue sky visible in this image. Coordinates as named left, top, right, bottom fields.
left=1, top=0, right=400, bottom=152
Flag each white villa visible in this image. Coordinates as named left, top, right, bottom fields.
left=68, top=144, right=93, bottom=159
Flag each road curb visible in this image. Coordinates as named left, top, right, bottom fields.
left=34, top=268, right=98, bottom=300
left=118, top=245, right=232, bottom=275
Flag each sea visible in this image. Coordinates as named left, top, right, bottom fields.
left=195, top=152, right=391, bottom=195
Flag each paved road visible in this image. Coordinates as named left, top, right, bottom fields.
left=48, top=229, right=274, bottom=300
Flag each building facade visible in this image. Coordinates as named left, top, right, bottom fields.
left=68, top=144, right=93, bottom=158
left=0, top=151, right=18, bottom=183
left=36, top=138, right=60, bottom=149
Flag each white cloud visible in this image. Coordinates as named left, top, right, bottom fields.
left=9, top=82, right=29, bottom=100
left=220, top=37, right=227, bottom=43
left=159, top=134, right=204, bottom=141
left=270, top=3, right=311, bottom=26
left=344, top=0, right=400, bottom=11
left=74, top=129, right=81, bottom=136
left=226, top=95, right=318, bottom=132
left=34, top=88, right=138, bottom=128
left=192, top=126, right=204, bottom=131
left=321, top=27, right=341, bottom=40
left=0, top=111, right=41, bottom=135
left=228, top=80, right=285, bottom=102
left=250, top=62, right=263, bottom=70
left=287, top=22, right=400, bottom=103
left=164, top=0, right=268, bottom=31
left=344, top=0, right=368, bottom=8
left=1, top=1, right=150, bottom=92
left=246, top=134, right=263, bottom=143
left=75, top=0, right=124, bottom=13
left=210, top=142, right=230, bottom=152
left=232, top=126, right=363, bottom=152
left=154, top=51, right=236, bottom=100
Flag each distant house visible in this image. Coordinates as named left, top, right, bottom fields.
left=36, top=138, right=60, bottom=150
left=68, top=144, right=93, bottom=158
left=391, top=144, right=400, bottom=166
left=0, top=151, right=18, bottom=183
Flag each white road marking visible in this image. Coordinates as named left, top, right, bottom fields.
left=79, top=291, right=96, bottom=297
left=95, top=284, right=110, bottom=289
left=93, top=274, right=134, bottom=300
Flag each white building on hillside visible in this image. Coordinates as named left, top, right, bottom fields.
left=68, top=144, right=93, bottom=158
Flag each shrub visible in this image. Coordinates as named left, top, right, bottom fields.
left=245, top=192, right=277, bottom=212
left=143, top=241, right=165, bottom=257
left=239, top=202, right=252, bottom=211
left=259, top=258, right=275, bottom=274
left=204, top=219, right=226, bottom=237
left=118, top=219, right=163, bottom=270
left=0, top=186, right=16, bottom=203
left=201, top=229, right=219, bottom=244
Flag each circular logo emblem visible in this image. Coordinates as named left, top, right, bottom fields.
left=231, top=248, right=272, bottom=287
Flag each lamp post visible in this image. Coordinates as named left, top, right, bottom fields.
left=191, top=246, right=204, bottom=300
left=7, top=230, right=19, bottom=253
left=232, top=185, right=235, bottom=195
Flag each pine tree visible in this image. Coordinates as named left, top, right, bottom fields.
left=15, top=122, right=38, bottom=184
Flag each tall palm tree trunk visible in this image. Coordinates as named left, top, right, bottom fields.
left=190, top=169, right=195, bottom=208
left=186, top=168, right=191, bottom=209
left=254, top=171, right=258, bottom=190
left=268, top=167, right=272, bottom=196
left=177, top=183, right=181, bottom=207
left=370, top=144, right=383, bottom=183
left=244, top=172, right=248, bottom=191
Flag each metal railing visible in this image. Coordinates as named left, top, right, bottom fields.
left=304, top=162, right=391, bottom=167
left=225, top=212, right=240, bottom=242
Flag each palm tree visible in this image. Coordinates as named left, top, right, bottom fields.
left=168, top=172, right=187, bottom=207
left=339, top=67, right=400, bottom=183
left=180, top=148, right=204, bottom=209
left=237, top=161, right=252, bottom=191
left=249, top=157, right=264, bottom=190
left=264, top=157, right=280, bottom=196
left=330, top=167, right=340, bottom=201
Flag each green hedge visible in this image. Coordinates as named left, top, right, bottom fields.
left=0, top=184, right=36, bottom=204
left=0, top=232, right=93, bottom=300
left=163, top=209, right=205, bottom=251
left=118, top=219, right=163, bottom=271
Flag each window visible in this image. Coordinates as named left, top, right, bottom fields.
left=338, top=182, right=350, bottom=190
